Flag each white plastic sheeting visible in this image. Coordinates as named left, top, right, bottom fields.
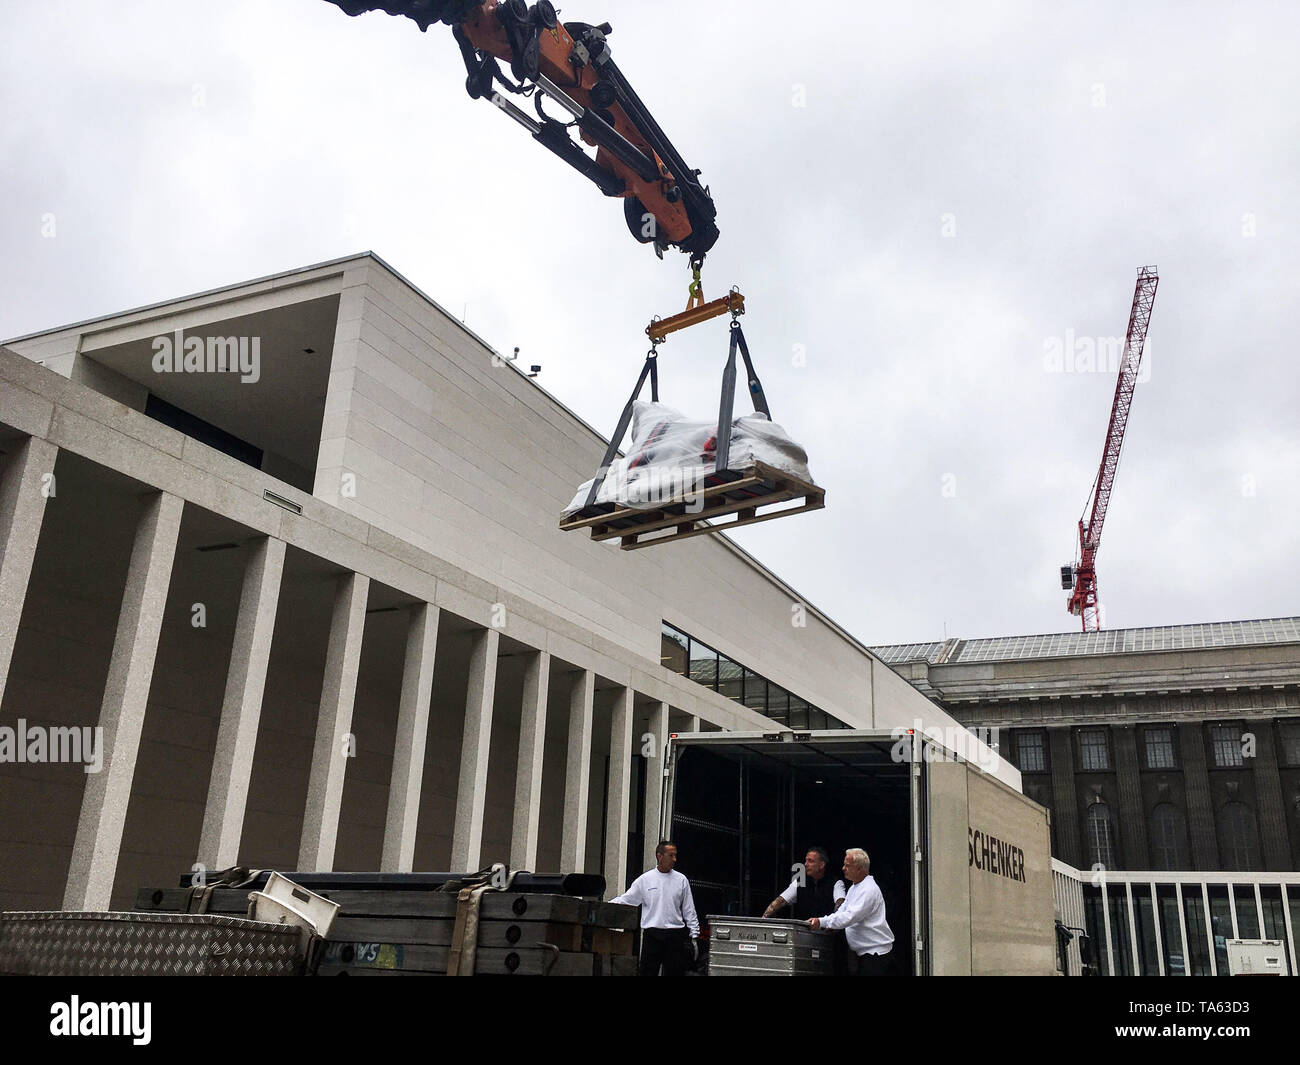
left=563, top=400, right=814, bottom=517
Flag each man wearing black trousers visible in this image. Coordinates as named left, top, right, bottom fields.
left=610, top=840, right=700, bottom=976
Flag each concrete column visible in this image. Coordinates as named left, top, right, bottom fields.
left=643, top=701, right=669, bottom=869
left=1113, top=724, right=1148, bottom=870
left=560, top=670, right=594, bottom=872
left=687, top=714, right=701, bottom=733
left=197, top=536, right=286, bottom=868
left=1048, top=727, right=1082, bottom=868
left=451, top=627, right=499, bottom=872
left=510, top=650, right=550, bottom=871
left=298, top=571, right=369, bottom=871
left=603, top=687, right=634, bottom=897
left=0, top=436, right=58, bottom=708
left=1250, top=723, right=1292, bottom=871
left=64, top=491, right=183, bottom=909
left=381, top=603, right=440, bottom=872
left=1179, top=724, right=1219, bottom=870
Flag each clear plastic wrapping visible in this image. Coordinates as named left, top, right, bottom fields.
left=563, top=400, right=814, bottom=517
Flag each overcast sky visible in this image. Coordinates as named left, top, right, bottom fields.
left=3, top=0, right=1297, bottom=647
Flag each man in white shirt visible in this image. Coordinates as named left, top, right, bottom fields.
left=808, top=848, right=894, bottom=975
left=610, top=840, right=700, bottom=976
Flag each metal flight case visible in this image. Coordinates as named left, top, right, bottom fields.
left=706, top=916, right=835, bottom=976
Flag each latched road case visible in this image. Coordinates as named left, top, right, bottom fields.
left=706, top=916, right=835, bottom=976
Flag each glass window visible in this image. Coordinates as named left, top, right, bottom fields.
left=741, top=669, right=766, bottom=716
left=1157, top=885, right=1184, bottom=975
left=766, top=686, right=790, bottom=725
left=688, top=640, right=718, bottom=690
left=1134, top=890, right=1160, bottom=976
left=661, top=623, right=688, bottom=675
left=666, top=622, right=826, bottom=730
left=1182, top=885, right=1212, bottom=976
left=1290, top=890, right=1300, bottom=974
left=1144, top=727, right=1176, bottom=769
left=717, top=653, right=743, bottom=702
left=1278, top=720, right=1300, bottom=766
left=1209, top=724, right=1244, bottom=768
left=1084, top=888, right=1108, bottom=976
left=1208, top=885, right=1231, bottom=975
left=1261, top=887, right=1292, bottom=975
left=1107, top=890, right=1134, bottom=976
left=1149, top=803, right=1189, bottom=871
left=1233, top=885, right=1261, bottom=938
left=1016, top=731, right=1046, bottom=773
left=1085, top=801, right=1117, bottom=869
left=1216, top=802, right=1262, bottom=871
left=1078, top=728, right=1110, bottom=771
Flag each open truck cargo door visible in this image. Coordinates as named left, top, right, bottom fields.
left=662, top=729, right=1055, bottom=976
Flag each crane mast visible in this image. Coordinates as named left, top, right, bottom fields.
left=1063, top=265, right=1159, bottom=631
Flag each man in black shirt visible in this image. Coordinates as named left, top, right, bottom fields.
left=762, top=847, right=844, bottom=920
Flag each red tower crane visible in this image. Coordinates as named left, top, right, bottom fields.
left=1061, top=265, right=1160, bottom=631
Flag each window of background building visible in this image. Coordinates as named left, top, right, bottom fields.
left=1149, top=803, right=1189, bottom=870
left=1143, top=727, right=1177, bottom=770
left=663, top=622, right=845, bottom=728
left=1016, top=731, right=1046, bottom=773
left=1077, top=728, right=1111, bottom=771
left=767, top=686, right=790, bottom=725
left=1216, top=801, right=1261, bottom=871
left=661, top=623, right=688, bottom=675
left=688, top=639, right=718, bottom=691
left=1278, top=720, right=1300, bottom=767
left=1181, top=885, right=1213, bottom=976
left=1085, top=800, right=1117, bottom=868
left=717, top=653, right=743, bottom=702
left=741, top=670, right=766, bottom=716
left=1260, top=887, right=1292, bottom=974
left=1209, top=724, right=1245, bottom=768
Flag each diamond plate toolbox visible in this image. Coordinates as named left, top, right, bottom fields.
left=0, top=911, right=304, bottom=976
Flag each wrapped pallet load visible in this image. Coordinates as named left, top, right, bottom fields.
left=563, top=401, right=814, bottom=516
left=560, top=303, right=823, bottom=549
left=560, top=401, right=822, bottom=550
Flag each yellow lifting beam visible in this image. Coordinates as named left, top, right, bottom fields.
left=646, top=262, right=744, bottom=344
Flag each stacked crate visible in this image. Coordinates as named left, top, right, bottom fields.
left=134, top=883, right=638, bottom=976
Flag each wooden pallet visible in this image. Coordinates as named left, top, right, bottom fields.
left=560, top=462, right=824, bottom=551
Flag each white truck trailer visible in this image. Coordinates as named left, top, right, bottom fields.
left=661, top=729, right=1056, bottom=975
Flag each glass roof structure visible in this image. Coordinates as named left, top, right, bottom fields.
left=872, top=618, right=1300, bottom=666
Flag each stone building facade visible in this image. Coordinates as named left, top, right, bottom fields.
left=874, top=621, right=1300, bottom=874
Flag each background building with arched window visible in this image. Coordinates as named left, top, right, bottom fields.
left=875, top=619, right=1300, bottom=974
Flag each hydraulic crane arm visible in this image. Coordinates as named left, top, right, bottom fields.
left=322, top=0, right=720, bottom=262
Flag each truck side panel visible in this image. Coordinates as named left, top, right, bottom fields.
left=927, top=760, right=973, bottom=975
left=965, top=769, right=1055, bottom=975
